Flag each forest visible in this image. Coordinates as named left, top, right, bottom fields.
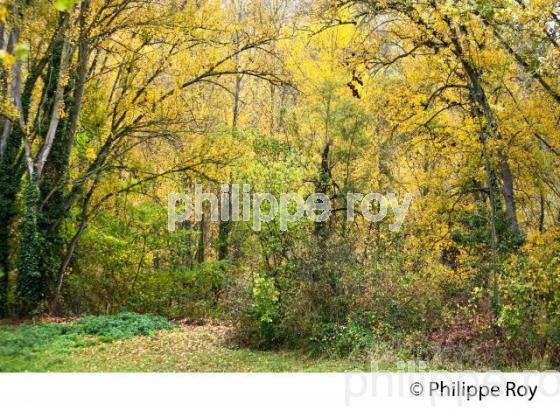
left=0, top=0, right=559, bottom=371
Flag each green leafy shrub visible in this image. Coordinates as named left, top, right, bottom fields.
left=308, top=321, right=374, bottom=357
left=236, top=274, right=280, bottom=348
left=0, top=313, right=173, bottom=362
left=250, top=274, right=279, bottom=325
left=498, top=229, right=560, bottom=364
left=73, top=312, right=174, bottom=341
left=126, top=261, right=231, bottom=319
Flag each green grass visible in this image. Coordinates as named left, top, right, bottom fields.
left=0, top=312, right=174, bottom=372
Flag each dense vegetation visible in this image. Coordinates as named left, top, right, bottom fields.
left=1, top=0, right=560, bottom=370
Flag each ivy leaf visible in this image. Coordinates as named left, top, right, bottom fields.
left=15, top=43, right=29, bottom=61
left=54, top=0, right=77, bottom=12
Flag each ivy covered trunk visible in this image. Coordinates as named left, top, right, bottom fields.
left=16, top=179, right=42, bottom=316
left=37, top=67, right=81, bottom=311
left=0, top=118, right=25, bottom=316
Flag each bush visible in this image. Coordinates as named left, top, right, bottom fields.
left=308, top=321, right=374, bottom=357
left=126, top=261, right=231, bottom=319
left=0, top=312, right=173, bottom=366
left=234, top=273, right=280, bottom=349
left=73, top=312, right=174, bottom=341
left=498, top=229, right=560, bottom=364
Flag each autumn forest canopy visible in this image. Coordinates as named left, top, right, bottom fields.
left=1, top=0, right=560, bottom=369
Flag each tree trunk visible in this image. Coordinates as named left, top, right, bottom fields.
left=197, top=212, right=206, bottom=264
left=448, top=24, right=521, bottom=236
left=38, top=3, right=91, bottom=306
left=0, top=23, right=22, bottom=317
left=498, top=150, right=519, bottom=234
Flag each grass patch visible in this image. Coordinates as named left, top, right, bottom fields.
left=0, top=312, right=174, bottom=372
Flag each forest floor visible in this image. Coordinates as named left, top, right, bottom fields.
left=0, top=320, right=376, bottom=372
left=2, top=316, right=530, bottom=372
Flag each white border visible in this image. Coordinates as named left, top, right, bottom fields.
left=0, top=372, right=559, bottom=409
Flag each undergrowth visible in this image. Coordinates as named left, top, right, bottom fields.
left=0, top=312, right=173, bottom=371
